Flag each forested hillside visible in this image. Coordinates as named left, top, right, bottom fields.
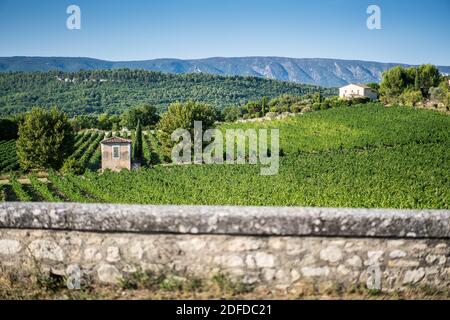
left=0, top=69, right=335, bottom=116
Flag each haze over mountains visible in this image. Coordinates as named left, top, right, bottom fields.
left=1, top=56, right=449, bottom=88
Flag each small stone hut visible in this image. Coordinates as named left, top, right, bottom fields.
left=100, top=137, right=132, bottom=172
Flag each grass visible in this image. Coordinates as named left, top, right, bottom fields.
left=1, top=268, right=449, bottom=300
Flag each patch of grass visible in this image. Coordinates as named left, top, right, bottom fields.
left=120, top=269, right=204, bottom=293
left=211, top=272, right=253, bottom=295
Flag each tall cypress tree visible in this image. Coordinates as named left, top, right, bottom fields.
left=414, top=68, right=420, bottom=91
left=261, top=96, right=268, bottom=115
left=133, top=119, right=143, bottom=163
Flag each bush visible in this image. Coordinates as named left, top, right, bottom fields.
left=290, top=103, right=303, bottom=113
left=312, top=103, right=321, bottom=111
left=320, top=102, right=330, bottom=110
left=399, top=89, right=423, bottom=107
left=351, top=97, right=371, bottom=104
left=60, top=158, right=84, bottom=175
left=221, top=106, right=241, bottom=122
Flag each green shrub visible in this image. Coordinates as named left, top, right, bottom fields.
left=60, top=158, right=84, bottom=175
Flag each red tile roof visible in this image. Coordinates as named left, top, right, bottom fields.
left=101, top=136, right=132, bottom=144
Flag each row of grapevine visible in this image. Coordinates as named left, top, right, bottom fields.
left=74, top=131, right=92, bottom=149
left=47, top=171, right=94, bottom=203
left=147, top=131, right=167, bottom=164
left=87, top=131, right=111, bottom=170
left=71, top=131, right=99, bottom=159
left=142, top=133, right=161, bottom=165
left=10, top=176, right=32, bottom=202
left=0, top=140, right=19, bottom=172
left=29, top=174, right=62, bottom=202
left=79, top=132, right=105, bottom=168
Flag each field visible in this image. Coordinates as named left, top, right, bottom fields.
left=1, top=103, right=449, bottom=208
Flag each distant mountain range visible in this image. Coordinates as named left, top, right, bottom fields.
left=1, top=56, right=449, bottom=87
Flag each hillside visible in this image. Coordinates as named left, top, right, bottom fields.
left=0, top=69, right=335, bottom=116
left=2, top=56, right=449, bottom=87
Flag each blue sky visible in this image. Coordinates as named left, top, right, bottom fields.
left=0, top=0, right=449, bottom=64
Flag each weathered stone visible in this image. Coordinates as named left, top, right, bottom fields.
left=267, top=238, right=285, bottom=250
left=337, top=265, right=351, bottom=276
left=214, top=254, right=245, bottom=268
left=346, top=255, right=363, bottom=268
left=403, top=268, right=425, bottom=284
left=177, top=238, right=207, bottom=251
left=301, top=267, right=330, bottom=277
left=366, top=250, right=384, bottom=266
left=320, top=246, right=343, bottom=263
left=425, top=254, right=446, bottom=265
left=29, top=239, right=64, bottom=262
left=0, top=239, right=21, bottom=255
left=97, top=263, right=122, bottom=284
left=291, top=269, right=301, bottom=282
left=254, top=252, right=275, bottom=268
left=84, top=247, right=102, bottom=261
left=226, top=238, right=260, bottom=251
left=388, top=259, right=420, bottom=268
left=389, top=250, right=407, bottom=259
left=127, top=243, right=144, bottom=260
left=262, top=269, right=276, bottom=282
left=106, top=246, right=121, bottom=263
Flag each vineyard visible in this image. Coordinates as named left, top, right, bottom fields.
left=0, top=104, right=449, bottom=209
left=0, top=140, right=19, bottom=172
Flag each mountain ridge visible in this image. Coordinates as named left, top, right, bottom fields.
left=1, top=56, right=449, bottom=87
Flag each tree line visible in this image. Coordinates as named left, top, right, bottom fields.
left=0, top=69, right=336, bottom=117
left=379, top=64, right=450, bottom=108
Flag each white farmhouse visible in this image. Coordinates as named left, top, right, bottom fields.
left=339, top=84, right=378, bottom=100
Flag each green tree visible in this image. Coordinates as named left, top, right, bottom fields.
left=261, top=96, right=268, bottom=115
left=366, top=83, right=380, bottom=92
left=379, top=66, right=407, bottom=104
left=221, top=106, right=241, bottom=122
left=156, top=101, right=216, bottom=157
left=97, top=113, right=112, bottom=130
left=17, top=107, right=75, bottom=170
left=418, top=64, right=441, bottom=96
left=314, top=91, right=322, bottom=104
left=121, top=104, right=160, bottom=129
left=133, top=119, right=143, bottom=163
left=414, top=68, right=420, bottom=91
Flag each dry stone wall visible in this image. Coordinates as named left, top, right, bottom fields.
left=0, top=203, right=449, bottom=292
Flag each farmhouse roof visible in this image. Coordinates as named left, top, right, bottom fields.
left=340, top=83, right=376, bottom=91
left=101, top=136, right=132, bottom=144
left=354, top=83, right=372, bottom=89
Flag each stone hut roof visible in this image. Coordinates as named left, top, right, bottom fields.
left=101, top=137, right=132, bottom=145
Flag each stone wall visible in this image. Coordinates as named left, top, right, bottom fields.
left=0, top=203, right=449, bottom=292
